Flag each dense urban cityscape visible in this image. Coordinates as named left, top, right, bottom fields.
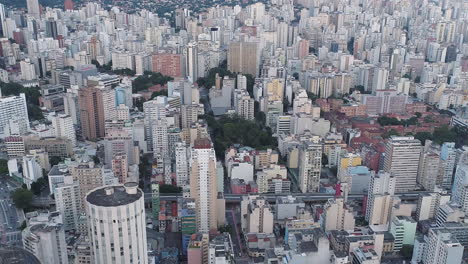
left=0, top=0, right=466, bottom=263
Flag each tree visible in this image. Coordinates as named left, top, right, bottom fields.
left=415, top=112, right=422, bottom=118
left=292, top=72, right=299, bottom=80
left=414, top=132, right=433, bottom=145
left=400, top=245, right=414, bottom=259
left=377, top=116, right=401, bottom=126
left=159, top=184, right=182, bottom=193
left=306, top=92, right=318, bottom=103
left=49, top=156, right=63, bottom=166
left=0, top=159, right=8, bottom=175
left=11, top=188, right=33, bottom=209
left=382, top=129, right=400, bottom=139
left=31, top=177, right=49, bottom=195
left=150, top=90, right=168, bottom=99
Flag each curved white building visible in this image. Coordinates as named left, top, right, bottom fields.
left=86, top=182, right=148, bottom=264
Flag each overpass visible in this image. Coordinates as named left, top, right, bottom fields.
left=146, top=191, right=431, bottom=203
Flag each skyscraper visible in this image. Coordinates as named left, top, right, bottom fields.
left=45, top=18, right=58, bottom=39
left=0, top=93, right=30, bottom=138
left=0, top=4, right=6, bottom=38
left=189, top=138, right=219, bottom=233
left=175, top=142, right=189, bottom=187
left=186, top=42, right=198, bottom=83
left=228, top=41, right=259, bottom=77
left=71, top=162, right=104, bottom=208
left=383, top=136, right=421, bottom=192
left=451, top=157, right=468, bottom=214
left=55, top=175, right=81, bottom=231
left=365, top=172, right=396, bottom=225
left=424, top=228, right=464, bottom=264
left=86, top=183, right=148, bottom=264
left=438, top=142, right=457, bottom=189
left=78, top=86, right=106, bottom=140
left=298, top=140, right=322, bottom=193
left=53, top=114, right=77, bottom=146
left=22, top=212, right=68, bottom=264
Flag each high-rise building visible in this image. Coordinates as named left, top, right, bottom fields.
left=22, top=212, right=68, bottom=264
left=389, top=216, right=417, bottom=252
left=78, top=86, right=106, bottom=140
left=383, top=136, right=421, bottom=192
left=365, top=172, right=396, bottom=225
left=0, top=4, right=6, bottom=38
left=55, top=175, right=81, bottom=230
left=451, top=158, right=468, bottom=214
left=424, top=228, right=464, bottom=264
left=181, top=104, right=202, bottom=129
left=152, top=118, right=169, bottom=159
left=235, top=94, right=255, bottom=120
left=143, top=97, right=167, bottom=150
left=0, top=94, right=29, bottom=138
left=26, top=0, right=40, bottom=18
left=228, top=41, right=259, bottom=77
left=175, top=142, right=189, bottom=187
left=245, top=197, right=274, bottom=234
left=298, top=140, right=322, bottom=193
left=189, top=138, right=219, bottom=233
left=186, top=42, right=198, bottom=83
left=179, top=197, right=196, bottom=255
left=152, top=53, right=183, bottom=78
left=45, top=18, right=58, bottom=39
left=86, top=183, right=148, bottom=264
left=71, top=162, right=104, bottom=208
left=20, top=59, right=36, bottom=80
left=438, top=142, right=457, bottom=189
left=53, top=114, right=77, bottom=146
left=418, top=150, right=440, bottom=191
left=22, top=155, right=43, bottom=189
left=321, top=197, right=355, bottom=232
left=416, top=189, right=451, bottom=221
left=187, top=233, right=209, bottom=264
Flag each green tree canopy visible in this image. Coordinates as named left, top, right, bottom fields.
left=11, top=188, right=33, bottom=209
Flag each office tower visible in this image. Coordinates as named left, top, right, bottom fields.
left=71, top=162, right=104, bottom=208
left=0, top=93, right=29, bottom=138
left=424, top=228, right=464, bottom=264
left=365, top=172, right=396, bottom=225
left=298, top=140, right=322, bottom=193
left=26, top=0, right=40, bottom=18
left=86, top=183, right=148, bottom=264
left=151, top=182, right=160, bottom=222
left=322, top=197, right=355, bottom=232
left=45, top=18, right=58, bottom=39
left=237, top=74, right=247, bottom=90
left=175, top=142, right=189, bottom=187
left=22, top=212, right=68, bottom=264
left=235, top=94, right=255, bottom=120
left=22, top=155, right=43, bottom=189
left=78, top=86, right=106, bottom=140
left=383, top=136, right=421, bottom=192
left=228, top=41, right=259, bottom=77
left=52, top=114, right=77, bottom=146
left=55, top=175, right=81, bottom=230
left=438, top=142, right=456, bottom=189
left=181, top=104, right=202, bottom=128
left=189, top=138, right=219, bottom=233
left=103, top=128, right=136, bottom=166
left=20, top=59, right=36, bottom=80
left=451, top=159, right=468, bottom=214
left=390, top=216, right=417, bottom=252
left=417, top=150, right=440, bottom=191
left=186, top=42, right=198, bottom=83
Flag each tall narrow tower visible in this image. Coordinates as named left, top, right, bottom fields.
left=189, top=138, right=219, bottom=233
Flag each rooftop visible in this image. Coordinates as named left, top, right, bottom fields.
left=86, top=183, right=142, bottom=207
